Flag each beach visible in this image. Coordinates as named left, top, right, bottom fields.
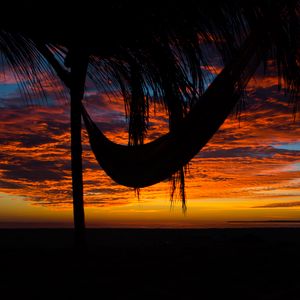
left=0, top=228, right=299, bottom=299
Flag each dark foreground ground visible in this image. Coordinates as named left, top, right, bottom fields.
left=0, top=228, right=299, bottom=299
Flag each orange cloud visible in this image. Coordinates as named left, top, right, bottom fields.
left=0, top=62, right=300, bottom=227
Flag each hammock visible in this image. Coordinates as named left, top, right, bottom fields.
left=82, top=34, right=264, bottom=188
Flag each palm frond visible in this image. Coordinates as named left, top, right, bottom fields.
left=0, top=31, right=66, bottom=103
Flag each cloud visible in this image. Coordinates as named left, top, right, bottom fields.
left=0, top=58, right=300, bottom=212
left=252, top=201, right=300, bottom=208
left=228, top=220, right=300, bottom=223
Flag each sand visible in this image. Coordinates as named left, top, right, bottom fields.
left=0, top=228, right=299, bottom=299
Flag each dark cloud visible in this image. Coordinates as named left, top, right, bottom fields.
left=228, top=220, right=300, bottom=223
left=252, top=201, right=300, bottom=208
left=2, top=164, right=64, bottom=181
left=0, top=180, right=23, bottom=189
left=17, top=133, right=57, bottom=147
left=199, top=146, right=297, bottom=159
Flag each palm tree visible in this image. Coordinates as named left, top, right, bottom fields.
left=0, top=1, right=299, bottom=245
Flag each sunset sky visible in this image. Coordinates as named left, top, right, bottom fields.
left=0, top=55, right=300, bottom=228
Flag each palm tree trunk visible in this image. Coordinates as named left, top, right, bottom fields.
left=69, top=50, right=88, bottom=247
